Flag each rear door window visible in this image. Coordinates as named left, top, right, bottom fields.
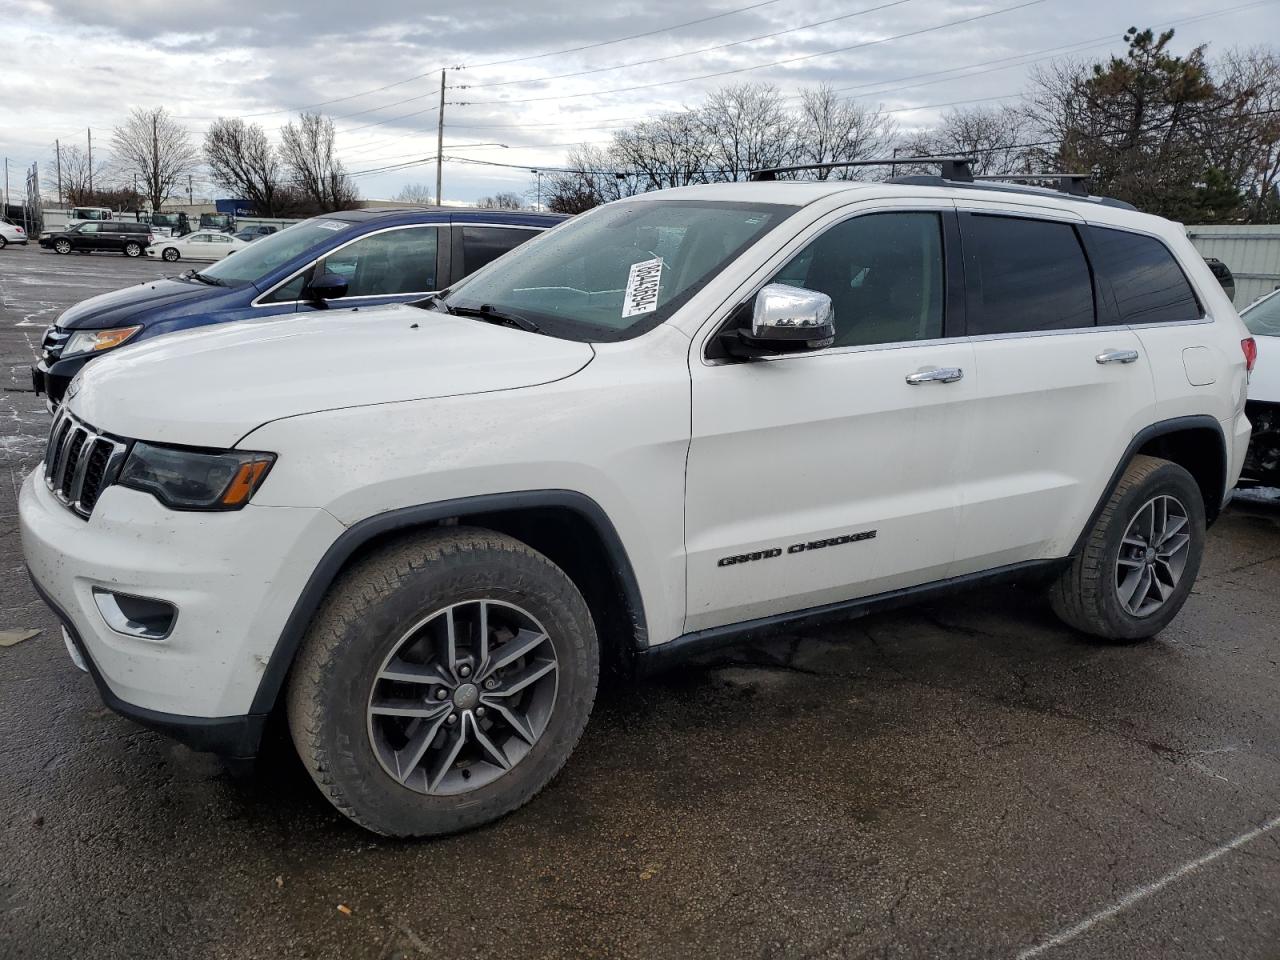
left=1088, top=227, right=1201, bottom=325
left=458, top=226, right=538, bottom=276
left=962, top=214, right=1095, bottom=334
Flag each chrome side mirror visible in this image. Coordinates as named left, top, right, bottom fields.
left=749, top=283, right=835, bottom=350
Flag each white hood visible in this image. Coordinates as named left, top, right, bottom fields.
left=67, top=303, right=595, bottom=449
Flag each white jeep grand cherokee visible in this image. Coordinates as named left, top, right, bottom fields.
left=20, top=165, right=1255, bottom=836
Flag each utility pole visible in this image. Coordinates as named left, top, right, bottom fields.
left=55, top=139, right=63, bottom=206
left=87, top=128, right=93, bottom=196
left=435, top=69, right=446, bottom=206
left=531, top=169, right=542, bottom=211
left=3, top=157, right=9, bottom=217
left=187, top=174, right=193, bottom=205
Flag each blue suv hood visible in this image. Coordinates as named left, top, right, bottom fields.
left=55, top=277, right=237, bottom=330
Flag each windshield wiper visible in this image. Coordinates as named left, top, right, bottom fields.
left=413, top=292, right=453, bottom=314
left=190, top=271, right=225, bottom=287
left=450, top=303, right=542, bottom=334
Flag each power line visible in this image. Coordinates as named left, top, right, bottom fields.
left=183, top=0, right=790, bottom=122
left=455, top=0, right=1049, bottom=107
left=460, top=0, right=788, bottom=70
left=459, top=0, right=924, bottom=90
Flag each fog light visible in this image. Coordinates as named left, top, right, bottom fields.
left=92, top=589, right=177, bottom=641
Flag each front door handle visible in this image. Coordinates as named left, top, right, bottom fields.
left=906, top=366, right=963, bottom=385
left=1096, top=349, right=1140, bottom=365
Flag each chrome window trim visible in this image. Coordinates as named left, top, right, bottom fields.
left=250, top=223, right=445, bottom=308
left=456, top=223, right=543, bottom=233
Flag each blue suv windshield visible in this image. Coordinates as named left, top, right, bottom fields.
left=199, top=218, right=355, bottom=286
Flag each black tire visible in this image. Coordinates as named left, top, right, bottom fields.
left=287, top=527, right=599, bottom=837
left=1050, top=455, right=1205, bottom=642
left=162, top=247, right=180, bottom=262
left=0, top=236, right=7, bottom=249
left=123, top=241, right=142, bottom=258
left=53, top=239, right=71, bottom=254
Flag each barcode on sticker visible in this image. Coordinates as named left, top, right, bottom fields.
left=622, top=257, right=663, bottom=318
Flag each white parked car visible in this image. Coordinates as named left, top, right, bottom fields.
left=1241, top=288, right=1280, bottom=483
left=0, top=218, right=28, bottom=247
left=146, top=231, right=248, bottom=262
left=20, top=162, right=1254, bottom=837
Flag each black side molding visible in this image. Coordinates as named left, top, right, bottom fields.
left=26, top=567, right=266, bottom=758
left=248, top=490, right=648, bottom=718
left=639, top=557, right=1067, bottom=674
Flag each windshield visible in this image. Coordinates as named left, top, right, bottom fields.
left=199, top=218, right=353, bottom=286
left=1243, top=290, right=1280, bottom=337
left=442, top=199, right=795, bottom=341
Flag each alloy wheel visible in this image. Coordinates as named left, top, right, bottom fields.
left=366, top=599, right=559, bottom=796
left=1114, top=494, right=1191, bottom=617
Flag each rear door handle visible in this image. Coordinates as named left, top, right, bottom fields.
left=1096, top=349, right=1140, bottom=365
left=905, top=366, right=963, bottom=385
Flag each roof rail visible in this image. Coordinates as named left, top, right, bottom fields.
left=972, top=172, right=1092, bottom=198
left=749, top=156, right=975, bottom=182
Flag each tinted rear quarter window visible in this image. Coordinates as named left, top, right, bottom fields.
left=1089, top=227, right=1201, bottom=324
left=460, top=226, right=536, bottom=275
left=963, top=214, right=1095, bottom=335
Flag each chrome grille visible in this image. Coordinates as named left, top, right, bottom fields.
left=41, top=326, right=70, bottom=364
left=43, top=409, right=129, bottom=519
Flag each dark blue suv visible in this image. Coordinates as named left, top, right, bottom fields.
left=33, top=207, right=567, bottom=406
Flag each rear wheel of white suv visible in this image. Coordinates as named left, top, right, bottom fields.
left=286, top=527, right=599, bottom=837
left=1050, top=455, right=1205, bottom=642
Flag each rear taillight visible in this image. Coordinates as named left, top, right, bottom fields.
left=15, top=227, right=23, bottom=234
left=1243, top=337, right=1258, bottom=374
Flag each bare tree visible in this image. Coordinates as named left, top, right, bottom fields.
left=204, top=118, right=285, bottom=216
left=45, top=144, right=108, bottom=206
left=280, top=112, right=358, bottom=212
left=394, top=183, right=435, bottom=205
left=901, top=105, right=1032, bottom=177
left=613, top=111, right=715, bottom=189
left=696, top=82, right=798, bottom=180
left=795, top=86, right=896, bottom=178
left=542, top=145, right=639, bottom=214
left=477, top=192, right=523, bottom=210
left=110, top=107, right=200, bottom=212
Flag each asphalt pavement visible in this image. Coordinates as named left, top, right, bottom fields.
left=2, top=242, right=1280, bottom=960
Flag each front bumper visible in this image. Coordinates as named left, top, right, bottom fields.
left=31, top=354, right=89, bottom=407
left=19, top=469, right=345, bottom=755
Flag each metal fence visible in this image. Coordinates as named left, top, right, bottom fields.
left=1187, top=224, right=1280, bottom=309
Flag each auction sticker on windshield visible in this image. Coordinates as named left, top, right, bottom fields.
left=622, top=257, right=663, bottom=318
left=314, top=220, right=347, bottom=232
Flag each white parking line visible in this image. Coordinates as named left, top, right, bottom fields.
left=1017, top=814, right=1280, bottom=958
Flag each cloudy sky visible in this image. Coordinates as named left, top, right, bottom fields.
left=0, top=0, right=1274, bottom=206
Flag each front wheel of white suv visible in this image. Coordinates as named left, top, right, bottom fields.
left=1050, top=455, right=1206, bottom=642
left=286, top=527, right=600, bottom=837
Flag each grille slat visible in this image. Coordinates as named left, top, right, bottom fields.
left=42, top=412, right=128, bottom=520
left=56, top=427, right=84, bottom=494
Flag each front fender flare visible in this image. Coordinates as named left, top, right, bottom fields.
left=248, top=489, right=647, bottom=717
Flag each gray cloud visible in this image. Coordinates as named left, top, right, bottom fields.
left=1, top=0, right=1272, bottom=203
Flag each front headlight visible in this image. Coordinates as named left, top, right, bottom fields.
left=118, top=443, right=275, bottom=511
left=62, top=326, right=142, bottom=358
